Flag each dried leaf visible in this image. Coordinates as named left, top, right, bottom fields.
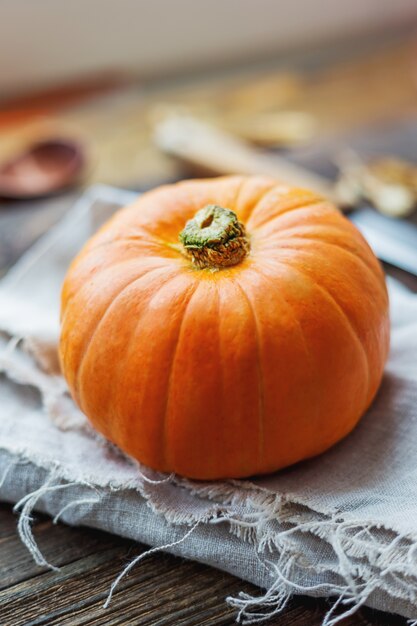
left=335, top=151, right=417, bottom=217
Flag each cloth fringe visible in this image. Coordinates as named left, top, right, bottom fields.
left=3, top=460, right=417, bottom=625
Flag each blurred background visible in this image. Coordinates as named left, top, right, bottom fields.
left=2, top=0, right=416, bottom=96
left=1, top=0, right=417, bottom=277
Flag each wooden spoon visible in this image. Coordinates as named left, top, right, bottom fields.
left=154, top=113, right=335, bottom=200
left=0, top=139, right=85, bottom=200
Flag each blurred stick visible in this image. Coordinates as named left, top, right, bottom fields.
left=154, top=114, right=336, bottom=202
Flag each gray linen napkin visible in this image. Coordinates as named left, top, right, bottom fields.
left=1, top=185, right=417, bottom=625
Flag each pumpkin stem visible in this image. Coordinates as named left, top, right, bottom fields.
left=179, top=205, right=250, bottom=269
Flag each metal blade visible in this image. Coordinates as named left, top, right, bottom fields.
left=350, top=208, right=417, bottom=276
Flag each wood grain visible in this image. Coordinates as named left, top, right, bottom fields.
left=0, top=505, right=407, bottom=626
left=0, top=505, right=114, bottom=591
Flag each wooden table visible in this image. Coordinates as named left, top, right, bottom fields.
left=0, top=192, right=416, bottom=626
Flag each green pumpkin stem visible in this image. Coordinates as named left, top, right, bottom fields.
left=179, top=205, right=250, bottom=269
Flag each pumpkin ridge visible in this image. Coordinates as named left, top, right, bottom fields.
left=265, top=256, right=372, bottom=408
left=75, top=265, right=176, bottom=406
left=161, top=280, right=200, bottom=472
left=60, top=262, right=168, bottom=393
left=61, top=259, right=171, bottom=387
left=248, top=198, right=325, bottom=230
left=251, top=260, right=320, bottom=432
left=244, top=182, right=295, bottom=224
left=61, top=257, right=171, bottom=317
left=233, top=278, right=265, bottom=466
left=86, top=229, right=152, bottom=248
left=234, top=178, right=278, bottom=222
left=267, top=223, right=383, bottom=283
left=239, top=183, right=282, bottom=225
left=231, top=176, right=248, bottom=211
left=271, top=221, right=359, bottom=240
left=262, top=237, right=384, bottom=285
left=92, top=235, right=171, bottom=254
left=111, top=272, right=198, bottom=467
left=311, top=278, right=371, bottom=409
left=265, top=243, right=388, bottom=317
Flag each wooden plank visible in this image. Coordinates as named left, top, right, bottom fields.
left=0, top=504, right=19, bottom=539
left=0, top=538, right=250, bottom=626
left=0, top=505, right=407, bottom=626
left=0, top=512, right=115, bottom=590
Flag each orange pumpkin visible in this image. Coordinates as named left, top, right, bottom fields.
left=60, top=176, right=389, bottom=480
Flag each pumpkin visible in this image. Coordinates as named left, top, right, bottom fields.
left=59, top=176, right=389, bottom=480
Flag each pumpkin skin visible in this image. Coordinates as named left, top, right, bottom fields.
left=59, top=176, right=389, bottom=480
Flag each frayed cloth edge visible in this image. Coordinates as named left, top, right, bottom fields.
left=2, top=452, right=417, bottom=624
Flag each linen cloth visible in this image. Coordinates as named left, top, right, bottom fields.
left=1, top=185, right=417, bottom=624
